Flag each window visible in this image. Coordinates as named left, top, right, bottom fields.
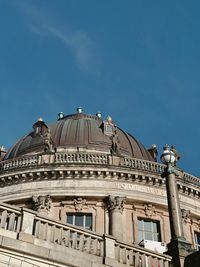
left=66, top=213, right=92, bottom=231
left=194, top=232, right=200, bottom=251
left=138, top=218, right=161, bottom=242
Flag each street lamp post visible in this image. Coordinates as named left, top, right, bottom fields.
left=161, top=145, right=192, bottom=267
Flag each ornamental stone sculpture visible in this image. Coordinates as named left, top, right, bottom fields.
left=32, top=194, right=52, bottom=215
left=107, top=196, right=126, bottom=213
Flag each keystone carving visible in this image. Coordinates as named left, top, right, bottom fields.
left=32, top=194, right=52, bottom=215
left=73, top=197, right=87, bottom=212
left=144, top=203, right=156, bottom=217
left=107, top=196, right=126, bottom=213
left=181, top=209, right=191, bottom=224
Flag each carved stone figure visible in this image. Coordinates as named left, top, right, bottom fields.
left=32, top=195, right=52, bottom=215
left=144, top=203, right=156, bottom=217
left=73, top=197, right=87, bottom=212
left=43, top=128, right=54, bottom=152
left=181, top=209, right=191, bottom=224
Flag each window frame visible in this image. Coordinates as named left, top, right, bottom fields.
left=66, top=212, right=93, bottom=231
left=137, top=217, right=161, bottom=243
left=194, top=232, right=200, bottom=251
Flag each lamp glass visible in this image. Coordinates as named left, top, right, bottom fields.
left=161, top=150, right=176, bottom=164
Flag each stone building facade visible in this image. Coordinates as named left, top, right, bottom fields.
left=0, top=110, right=199, bottom=267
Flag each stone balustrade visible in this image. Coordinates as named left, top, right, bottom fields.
left=0, top=152, right=199, bottom=188
left=0, top=203, right=172, bottom=266
left=33, top=215, right=104, bottom=256
left=0, top=203, right=21, bottom=232
left=0, top=155, right=39, bottom=171
left=55, top=152, right=109, bottom=165
left=115, top=241, right=172, bottom=267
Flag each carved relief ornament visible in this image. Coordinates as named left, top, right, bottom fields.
left=181, top=209, right=191, bottom=224
left=107, top=196, right=126, bottom=213
left=144, top=203, right=156, bottom=217
left=32, top=194, right=52, bottom=214
left=73, top=197, right=87, bottom=212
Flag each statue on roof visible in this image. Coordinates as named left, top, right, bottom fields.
left=43, top=128, right=54, bottom=152
left=111, top=128, right=120, bottom=155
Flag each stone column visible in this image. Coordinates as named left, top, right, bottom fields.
left=107, top=196, right=126, bottom=241
left=166, top=173, right=184, bottom=239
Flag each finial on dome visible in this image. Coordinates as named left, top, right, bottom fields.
left=0, top=146, right=5, bottom=151
left=77, top=107, right=83, bottom=113
left=37, top=117, right=43, bottom=122
left=96, top=112, right=102, bottom=118
left=107, top=116, right=112, bottom=123
left=58, top=112, right=64, bottom=119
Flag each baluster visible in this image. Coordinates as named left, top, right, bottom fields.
left=159, top=259, right=164, bottom=267
left=43, top=223, right=48, bottom=240
left=121, top=247, right=127, bottom=264
left=62, top=229, right=70, bottom=247
left=51, top=225, right=56, bottom=243
left=8, top=213, right=16, bottom=231
left=115, top=245, right=120, bottom=262
left=100, top=240, right=104, bottom=257
left=135, top=252, right=140, bottom=267
left=92, top=238, right=98, bottom=255
left=154, top=257, right=159, bottom=267
left=148, top=255, right=152, bottom=267
left=54, top=227, right=61, bottom=244
left=46, top=224, right=52, bottom=242
left=78, top=234, right=85, bottom=251
left=16, top=215, right=21, bottom=232
left=38, top=223, right=44, bottom=239
left=128, top=250, right=134, bottom=266
left=72, top=232, right=77, bottom=249
left=164, top=260, right=169, bottom=267
left=85, top=236, right=91, bottom=253
left=33, top=220, right=40, bottom=238
left=140, top=254, right=146, bottom=266
left=0, top=210, right=8, bottom=229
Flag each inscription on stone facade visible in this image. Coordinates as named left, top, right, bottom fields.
left=116, top=182, right=165, bottom=196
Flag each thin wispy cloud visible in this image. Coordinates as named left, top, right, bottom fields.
left=12, top=0, right=99, bottom=74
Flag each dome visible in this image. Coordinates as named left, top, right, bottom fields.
left=4, top=112, right=154, bottom=161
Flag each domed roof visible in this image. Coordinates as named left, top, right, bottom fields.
left=4, top=113, right=154, bottom=161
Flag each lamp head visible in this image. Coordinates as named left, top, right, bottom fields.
left=160, top=144, right=177, bottom=166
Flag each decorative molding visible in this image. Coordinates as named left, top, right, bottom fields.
left=32, top=194, right=52, bottom=214
left=0, top=152, right=199, bottom=188
left=107, top=196, right=126, bottom=213
left=0, top=152, right=200, bottom=201
left=144, top=203, right=156, bottom=217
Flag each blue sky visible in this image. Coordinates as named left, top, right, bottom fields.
left=0, top=0, right=199, bottom=177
